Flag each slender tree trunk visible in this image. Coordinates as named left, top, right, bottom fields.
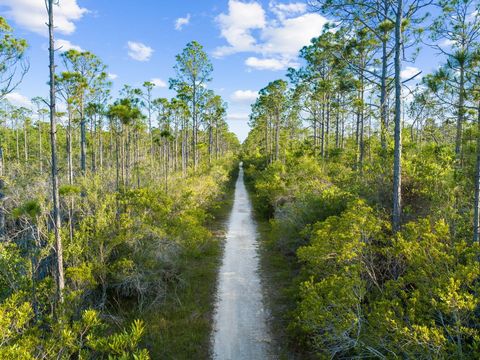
left=24, top=121, right=28, bottom=162
left=0, top=112, right=4, bottom=240
left=47, top=0, right=65, bottom=302
left=392, top=0, right=403, bottom=232
left=321, top=102, right=325, bottom=158
left=192, top=83, right=198, bottom=172
left=67, top=108, right=73, bottom=185
left=335, top=98, right=340, bottom=148
left=115, top=126, right=120, bottom=192
left=265, top=119, right=269, bottom=163
left=39, top=121, right=43, bottom=174
left=455, top=65, right=465, bottom=162
left=325, top=98, right=330, bottom=158
left=313, top=109, right=318, bottom=156
left=91, top=115, right=96, bottom=173
left=135, top=128, right=140, bottom=188
left=359, top=74, right=365, bottom=173
left=80, top=100, right=87, bottom=176
left=275, top=113, right=280, bottom=161
left=380, top=1, right=389, bottom=151
left=16, top=126, right=19, bottom=162
left=126, top=126, right=130, bottom=188
left=209, top=122, right=213, bottom=165
left=215, top=118, right=219, bottom=160
left=473, top=101, right=480, bottom=243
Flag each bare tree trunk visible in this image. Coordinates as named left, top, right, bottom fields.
left=47, top=0, right=65, bottom=303
left=209, top=122, right=213, bottom=165
left=91, top=114, right=96, bottom=173
left=325, top=98, right=330, bottom=158
left=80, top=100, right=86, bottom=176
left=39, top=121, right=43, bottom=174
left=24, top=121, right=28, bottom=163
left=335, top=98, right=340, bottom=148
left=473, top=101, right=480, bottom=243
left=275, top=113, right=280, bottom=161
left=392, top=0, right=403, bottom=232
left=380, top=0, right=390, bottom=151
left=99, top=118, right=103, bottom=171
left=215, top=118, right=219, bottom=160
left=321, top=102, right=325, bottom=158
left=359, top=74, right=365, bottom=173
left=455, top=64, right=465, bottom=162
left=67, top=108, right=73, bottom=185
left=16, top=125, right=19, bottom=162
left=192, top=84, right=198, bottom=172
left=314, top=110, right=317, bottom=152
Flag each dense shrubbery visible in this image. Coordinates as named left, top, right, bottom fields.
left=244, top=141, right=480, bottom=358
left=0, top=155, right=237, bottom=358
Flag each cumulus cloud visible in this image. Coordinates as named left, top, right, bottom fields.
left=439, top=38, right=455, bottom=47
left=150, top=78, right=167, bottom=88
left=175, top=14, right=191, bottom=30
left=269, top=1, right=307, bottom=20
left=214, top=0, right=266, bottom=57
left=0, top=0, right=87, bottom=36
left=127, top=41, right=153, bottom=62
left=5, top=92, right=32, bottom=108
left=231, top=89, right=258, bottom=102
left=56, top=39, right=84, bottom=52
left=107, top=73, right=118, bottom=80
left=245, top=57, right=295, bottom=71
left=401, top=66, right=421, bottom=81
left=214, top=0, right=328, bottom=71
left=227, top=112, right=250, bottom=121
left=260, top=13, right=327, bottom=57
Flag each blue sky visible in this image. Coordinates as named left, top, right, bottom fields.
left=0, top=0, right=446, bottom=141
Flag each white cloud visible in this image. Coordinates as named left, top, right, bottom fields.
left=214, top=0, right=266, bottom=57
left=401, top=66, right=421, bottom=80
left=175, top=14, right=191, bottom=30
left=5, top=92, right=31, bottom=108
left=108, top=73, right=118, bottom=80
left=0, top=0, right=87, bottom=36
left=260, top=13, right=327, bottom=57
left=56, top=39, right=83, bottom=52
left=150, top=78, right=167, bottom=88
left=227, top=112, right=249, bottom=121
left=127, top=41, right=153, bottom=62
left=231, top=89, right=258, bottom=102
left=269, top=1, right=307, bottom=20
left=214, top=0, right=328, bottom=71
left=439, top=38, right=455, bottom=47
left=245, top=57, right=293, bottom=71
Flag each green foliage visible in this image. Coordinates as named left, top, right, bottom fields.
left=246, top=150, right=480, bottom=358
left=294, top=200, right=385, bottom=357
left=12, top=200, right=41, bottom=220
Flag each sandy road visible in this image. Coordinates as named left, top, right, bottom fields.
left=211, top=164, right=273, bottom=360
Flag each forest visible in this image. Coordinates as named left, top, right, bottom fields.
left=0, top=0, right=480, bottom=359
left=0, top=1, right=240, bottom=359
left=242, top=0, right=480, bottom=358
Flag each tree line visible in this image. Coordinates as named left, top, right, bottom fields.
left=243, top=0, right=480, bottom=358
left=0, top=1, right=239, bottom=358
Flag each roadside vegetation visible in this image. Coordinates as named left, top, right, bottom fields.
left=243, top=0, right=480, bottom=358
left=0, top=5, right=239, bottom=358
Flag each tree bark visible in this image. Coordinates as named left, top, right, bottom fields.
left=47, top=0, right=65, bottom=303
left=473, top=101, right=480, bottom=242
left=392, top=0, right=403, bottom=232
left=80, top=100, right=86, bottom=176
